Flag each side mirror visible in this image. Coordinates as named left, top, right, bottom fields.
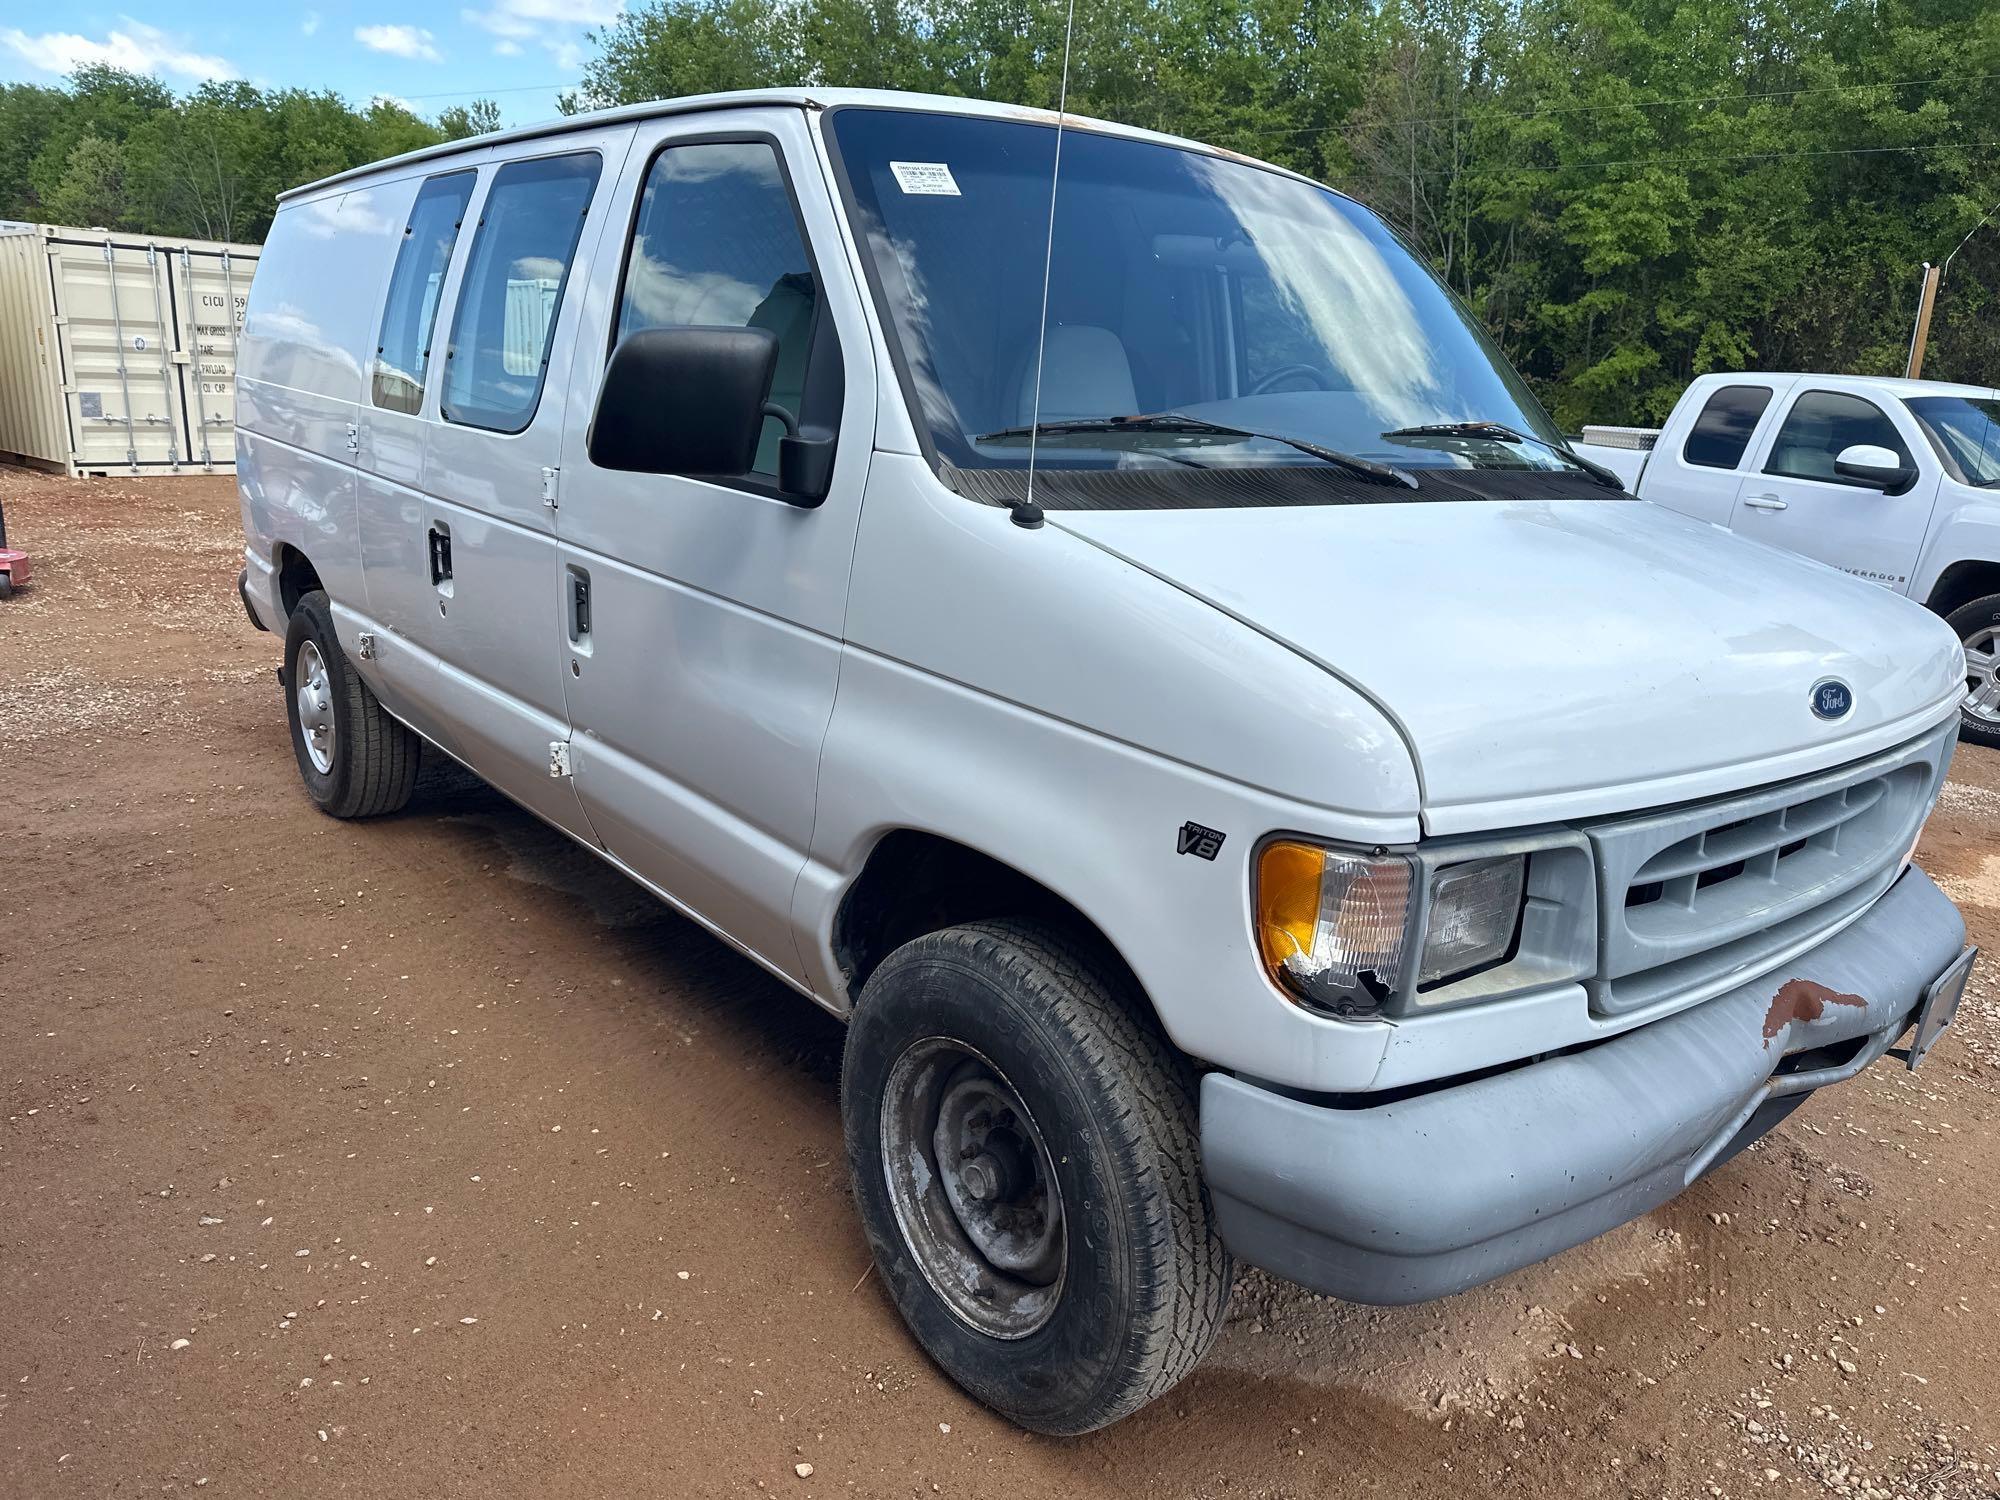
left=588, top=326, right=834, bottom=502
left=1833, top=443, right=1917, bottom=494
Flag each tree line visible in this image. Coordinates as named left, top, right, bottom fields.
left=0, top=67, right=497, bottom=247
left=562, top=0, right=2000, bottom=424
left=4, top=0, right=1996, bottom=426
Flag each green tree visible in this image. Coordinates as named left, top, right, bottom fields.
left=40, top=131, right=127, bottom=229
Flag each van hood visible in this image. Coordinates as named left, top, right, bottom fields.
left=1052, top=499, right=1965, bottom=834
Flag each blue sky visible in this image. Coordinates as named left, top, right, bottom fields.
left=0, top=2, right=618, bottom=125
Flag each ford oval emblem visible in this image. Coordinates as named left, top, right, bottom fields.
left=1811, top=678, right=1854, bottom=721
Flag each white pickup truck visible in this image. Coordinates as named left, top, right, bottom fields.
left=1576, top=373, right=2000, bottom=746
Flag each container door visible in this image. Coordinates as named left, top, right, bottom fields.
left=169, top=245, right=256, bottom=469
left=48, top=236, right=186, bottom=473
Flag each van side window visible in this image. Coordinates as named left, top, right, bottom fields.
left=372, top=171, right=477, bottom=415
left=1764, top=391, right=1912, bottom=485
left=1681, top=384, right=1774, bottom=470
left=442, top=152, right=602, bottom=434
left=615, top=140, right=821, bottom=477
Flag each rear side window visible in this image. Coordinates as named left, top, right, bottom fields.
left=442, top=152, right=602, bottom=433
left=372, top=171, right=476, bottom=415
left=614, top=140, right=821, bottom=476
left=1764, top=391, right=1912, bottom=484
left=1681, top=384, right=1773, bottom=469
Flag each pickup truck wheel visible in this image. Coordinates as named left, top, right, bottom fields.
left=283, top=590, right=420, bottom=818
left=1947, top=594, right=2000, bottom=748
left=841, top=919, right=1232, bottom=1434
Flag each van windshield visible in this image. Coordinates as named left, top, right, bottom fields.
left=826, top=106, right=1599, bottom=508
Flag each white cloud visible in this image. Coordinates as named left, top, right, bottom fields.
left=301, top=12, right=321, bottom=37
left=462, top=0, right=616, bottom=70
left=354, top=24, right=442, bottom=62
left=0, top=18, right=234, bottom=81
left=370, top=92, right=419, bottom=113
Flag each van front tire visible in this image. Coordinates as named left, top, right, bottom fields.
left=283, top=590, right=420, bottom=818
left=841, top=919, right=1232, bottom=1434
left=1946, top=592, right=2000, bottom=749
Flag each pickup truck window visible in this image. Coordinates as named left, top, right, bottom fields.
left=442, top=151, right=602, bottom=434
left=1906, top=395, right=2000, bottom=487
left=372, top=170, right=477, bottom=415
left=826, top=107, right=1604, bottom=508
left=614, top=140, right=824, bottom=478
left=1681, top=384, right=1772, bottom=470
left=1764, top=391, right=1912, bottom=485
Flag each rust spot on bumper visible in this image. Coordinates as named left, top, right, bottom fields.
left=1763, top=979, right=1866, bottom=1046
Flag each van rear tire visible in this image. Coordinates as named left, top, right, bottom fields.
left=841, top=919, right=1232, bottom=1434
left=1945, top=592, right=2000, bottom=749
left=283, top=590, right=420, bottom=818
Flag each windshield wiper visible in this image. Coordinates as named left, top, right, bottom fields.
left=976, top=414, right=1419, bottom=488
left=1381, top=420, right=1626, bottom=490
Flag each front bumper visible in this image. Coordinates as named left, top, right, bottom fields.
left=1202, top=866, right=1968, bottom=1305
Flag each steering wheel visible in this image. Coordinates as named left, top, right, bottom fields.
left=1248, top=363, right=1329, bottom=395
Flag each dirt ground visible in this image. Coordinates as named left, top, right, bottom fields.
left=2, top=469, right=1998, bottom=1500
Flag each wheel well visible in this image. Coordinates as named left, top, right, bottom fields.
left=832, top=831, right=1143, bottom=1002
left=1925, top=560, right=2000, bottom=621
left=276, top=545, right=324, bottom=620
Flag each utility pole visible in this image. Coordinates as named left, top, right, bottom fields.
left=1908, top=197, right=2000, bottom=381
left=1906, top=261, right=1941, bottom=380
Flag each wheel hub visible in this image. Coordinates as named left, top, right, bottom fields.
left=1964, top=627, right=2000, bottom=724
left=880, top=1040, right=1066, bottom=1339
left=295, top=640, right=336, bottom=774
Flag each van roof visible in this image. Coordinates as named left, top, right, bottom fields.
left=279, top=87, right=1312, bottom=204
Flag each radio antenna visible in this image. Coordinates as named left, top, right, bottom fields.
left=1016, top=0, right=1078, bottom=530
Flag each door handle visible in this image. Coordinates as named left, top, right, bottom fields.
left=1743, top=494, right=1788, bottom=511
left=427, top=523, right=453, bottom=586
left=568, top=567, right=591, bottom=645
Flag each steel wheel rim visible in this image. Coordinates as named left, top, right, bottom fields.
left=295, top=639, right=336, bottom=773
left=879, top=1038, right=1066, bottom=1340
left=1965, top=627, right=2000, bottom=724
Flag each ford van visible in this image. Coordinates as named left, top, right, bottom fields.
left=235, top=89, right=1976, bottom=1434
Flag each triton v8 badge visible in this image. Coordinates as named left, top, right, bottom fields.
left=1811, top=678, right=1855, bottom=720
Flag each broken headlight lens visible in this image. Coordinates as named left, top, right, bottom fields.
left=1255, top=842, right=1412, bottom=1013
left=1256, top=844, right=1528, bottom=1012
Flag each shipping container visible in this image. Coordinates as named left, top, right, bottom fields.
left=0, top=224, right=260, bottom=477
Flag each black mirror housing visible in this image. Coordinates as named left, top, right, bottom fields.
left=589, top=326, right=780, bottom=479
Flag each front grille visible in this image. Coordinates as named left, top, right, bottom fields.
left=1585, top=722, right=1955, bottom=1016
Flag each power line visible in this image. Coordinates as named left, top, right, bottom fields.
left=386, top=80, right=581, bottom=102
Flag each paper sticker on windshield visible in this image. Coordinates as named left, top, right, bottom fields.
left=890, top=161, right=960, bottom=197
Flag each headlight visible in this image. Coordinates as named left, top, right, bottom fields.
left=1419, top=856, right=1527, bottom=985
left=1255, top=841, right=1527, bottom=1014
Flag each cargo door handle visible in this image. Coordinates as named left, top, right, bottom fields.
left=427, top=523, right=453, bottom=587
left=1743, top=494, right=1788, bottom=511
left=568, top=568, right=591, bottom=645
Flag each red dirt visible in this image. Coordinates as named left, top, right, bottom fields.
left=3, top=470, right=1998, bottom=1498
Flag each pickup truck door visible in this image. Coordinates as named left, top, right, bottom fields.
left=1729, top=386, right=1942, bottom=594
left=550, top=108, right=876, bottom=986
left=1638, top=378, right=1786, bottom=525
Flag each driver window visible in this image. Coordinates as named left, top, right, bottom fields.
left=1764, top=391, right=1911, bottom=485
left=615, top=140, right=821, bottom=477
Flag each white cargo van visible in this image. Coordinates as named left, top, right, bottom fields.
left=236, top=90, right=1976, bottom=1434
